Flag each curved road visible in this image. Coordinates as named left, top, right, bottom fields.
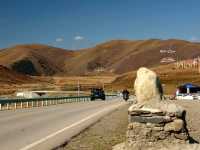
left=0, top=99, right=126, bottom=150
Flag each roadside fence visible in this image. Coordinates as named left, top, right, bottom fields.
left=0, top=94, right=117, bottom=111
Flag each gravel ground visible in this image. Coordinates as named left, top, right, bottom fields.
left=175, top=100, right=200, bottom=143
left=57, top=103, right=130, bottom=150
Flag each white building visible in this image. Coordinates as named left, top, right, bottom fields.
left=16, top=91, right=46, bottom=98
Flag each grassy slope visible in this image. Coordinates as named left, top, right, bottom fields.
left=111, top=64, right=200, bottom=95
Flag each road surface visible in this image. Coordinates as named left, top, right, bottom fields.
left=0, top=99, right=126, bottom=150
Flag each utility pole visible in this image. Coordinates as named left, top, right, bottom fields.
left=102, top=82, right=105, bottom=90
left=198, top=62, right=200, bottom=74
left=77, top=80, right=80, bottom=96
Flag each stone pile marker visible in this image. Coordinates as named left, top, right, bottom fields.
left=113, top=67, right=199, bottom=150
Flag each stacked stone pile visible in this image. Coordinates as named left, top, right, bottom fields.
left=113, top=67, right=199, bottom=150
left=127, top=105, right=189, bottom=149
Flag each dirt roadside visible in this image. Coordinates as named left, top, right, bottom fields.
left=56, top=100, right=200, bottom=150
left=56, top=103, right=130, bottom=150
left=175, top=100, right=200, bottom=143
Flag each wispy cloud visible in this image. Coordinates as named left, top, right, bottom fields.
left=56, top=37, right=64, bottom=42
left=74, top=36, right=84, bottom=41
left=190, top=36, right=199, bottom=42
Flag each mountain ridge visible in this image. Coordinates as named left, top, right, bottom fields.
left=1, top=39, right=200, bottom=76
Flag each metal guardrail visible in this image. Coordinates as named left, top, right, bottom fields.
left=0, top=94, right=117, bottom=111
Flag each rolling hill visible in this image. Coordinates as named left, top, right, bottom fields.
left=0, top=44, right=75, bottom=76
left=67, top=39, right=200, bottom=75
left=111, top=63, right=200, bottom=94
left=1, top=39, right=200, bottom=76
left=0, top=65, right=35, bottom=84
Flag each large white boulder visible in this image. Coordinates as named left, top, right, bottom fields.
left=134, top=67, right=163, bottom=105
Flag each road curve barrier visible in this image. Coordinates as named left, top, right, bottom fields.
left=0, top=94, right=117, bottom=111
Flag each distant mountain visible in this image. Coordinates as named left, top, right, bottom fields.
left=65, top=39, right=200, bottom=75
left=0, top=44, right=75, bottom=76
left=1, top=39, right=200, bottom=76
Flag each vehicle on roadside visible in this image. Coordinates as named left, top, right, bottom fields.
left=90, top=88, right=105, bottom=101
left=122, top=89, right=129, bottom=101
left=175, top=83, right=200, bottom=100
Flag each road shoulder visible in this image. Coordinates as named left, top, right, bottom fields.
left=57, top=103, right=130, bottom=150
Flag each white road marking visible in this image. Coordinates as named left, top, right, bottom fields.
left=20, top=102, right=124, bottom=150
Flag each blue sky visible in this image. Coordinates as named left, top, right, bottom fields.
left=1, top=0, right=200, bottom=49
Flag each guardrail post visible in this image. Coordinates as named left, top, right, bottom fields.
left=20, top=102, right=23, bottom=109
left=6, top=103, right=9, bottom=110
left=0, top=96, right=92, bottom=111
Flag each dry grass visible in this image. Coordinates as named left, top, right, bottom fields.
left=0, top=75, right=117, bottom=97
left=111, top=64, right=200, bottom=95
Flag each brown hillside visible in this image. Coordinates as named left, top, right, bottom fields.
left=1, top=39, right=200, bottom=76
left=64, top=39, right=200, bottom=75
left=0, top=65, right=35, bottom=84
left=111, top=64, right=200, bottom=95
left=0, top=44, right=75, bottom=76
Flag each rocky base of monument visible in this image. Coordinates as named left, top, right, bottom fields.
left=127, top=104, right=189, bottom=149
left=113, top=67, right=199, bottom=150
left=113, top=102, right=200, bottom=150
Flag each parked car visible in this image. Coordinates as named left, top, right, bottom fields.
left=90, top=88, right=105, bottom=101
left=175, top=83, right=200, bottom=100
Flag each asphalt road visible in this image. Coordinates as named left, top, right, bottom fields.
left=0, top=98, right=126, bottom=150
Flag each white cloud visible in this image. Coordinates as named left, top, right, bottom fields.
left=190, top=36, right=199, bottom=42
left=56, top=37, right=64, bottom=42
left=74, top=36, right=84, bottom=41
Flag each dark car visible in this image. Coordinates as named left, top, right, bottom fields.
left=90, top=88, right=105, bottom=100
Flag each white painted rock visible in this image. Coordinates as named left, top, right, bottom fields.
left=134, top=67, right=163, bottom=104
